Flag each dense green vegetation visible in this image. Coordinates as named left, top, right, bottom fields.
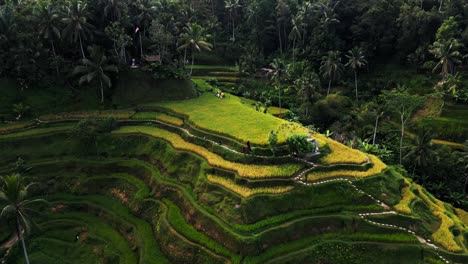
left=1, top=0, right=468, bottom=263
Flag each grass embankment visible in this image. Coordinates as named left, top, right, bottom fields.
left=0, top=125, right=73, bottom=141
left=112, top=70, right=196, bottom=105
left=113, top=126, right=303, bottom=178
left=0, top=120, right=37, bottom=134
left=47, top=194, right=168, bottom=263
left=142, top=92, right=308, bottom=145
left=39, top=110, right=136, bottom=121
left=307, top=155, right=386, bottom=181
left=37, top=216, right=137, bottom=264
left=191, top=65, right=237, bottom=71
left=206, top=174, right=294, bottom=198
left=132, top=112, right=184, bottom=126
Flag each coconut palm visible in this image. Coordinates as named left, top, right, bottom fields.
left=177, top=23, right=212, bottom=76
left=0, top=174, right=47, bottom=264
left=320, top=50, right=344, bottom=96
left=345, top=47, right=367, bottom=103
left=268, top=58, right=288, bottom=112
left=34, top=3, right=61, bottom=75
left=0, top=5, right=16, bottom=44
left=73, top=46, right=118, bottom=103
left=62, top=1, right=94, bottom=60
left=135, top=0, right=158, bottom=35
left=98, top=0, right=122, bottom=22
left=404, top=128, right=436, bottom=179
left=224, top=0, right=241, bottom=42
left=430, top=40, right=462, bottom=79
left=289, top=16, right=302, bottom=66
left=134, top=0, right=159, bottom=57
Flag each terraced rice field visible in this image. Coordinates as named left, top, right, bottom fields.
left=1, top=96, right=467, bottom=263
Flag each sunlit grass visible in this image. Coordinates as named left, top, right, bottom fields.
left=113, top=126, right=303, bottom=178
left=314, top=134, right=368, bottom=165
left=132, top=112, right=184, bottom=126
left=143, top=91, right=308, bottom=145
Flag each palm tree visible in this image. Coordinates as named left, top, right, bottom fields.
left=0, top=5, right=16, bottom=44
left=268, top=58, right=287, bottom=113
left=0, top=174, right=47, bottom=264
left=345, top=47, right=367, bottom=103
left=404, top=128, right=436, bottom=179
left=430, top=40, right=462, bottom=79
left=177, top=23, right=213, bottom=76
left=98, top=0, right=122, bottom=22
left=134, top=0, right=158, bottom=57
left=73, top=46, right=118, bottom=103
left=289, top=16, right=302, bottom=66
left=320, top=50, right=344, bottom=96
left=62, top=1, right=94, bottom=60
left=35, top=3, right=61, bottom=75
left=224, top=0, right=241, bottom=42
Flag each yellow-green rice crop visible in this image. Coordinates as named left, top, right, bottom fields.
left=113, top=126, right=303, bottom=178
left=455, top=208, right=468, bottom=225
left=315, top=134, right=368, bottom=165
left=416, top=185, right=464, bottom=252
left=143, top=92, right=308, bottom=145
left=307, top=155, right=386, bottom=182
left=206, top=174, right=294, bottom=198
left=394, top=187, right=417, bottom=214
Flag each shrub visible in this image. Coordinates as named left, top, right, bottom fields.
left=286, top=135, right=314, bottom=154
left=268, top=130, right=278, bottom=156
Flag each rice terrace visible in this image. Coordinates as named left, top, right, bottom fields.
left=1, top=0, right=468, bottom=263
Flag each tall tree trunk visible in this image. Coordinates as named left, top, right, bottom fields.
left=400, top=115, right=405, bottom=165
left=79, top=35, right=86, bottom=60
left=16, top=218, right=30, bottom=264
left=278, top=23, right=283, bottom=53
left=232, top=16, right=236, bottom=42
left=278, top=85, right=282, bottom=114
left=50, top=40, right=59, bottom=76
left=190, top=47, right=194, bottom=76
left=292, top=37, right=296, bottom=66
left=283, top=25, right=287, bottom=49
left=139, top=31, right=143, bottom=58
left=439, top=0, right=443, bottom=11
left=100, top=79, right=104, bottom=104
left=372, top=113, right=381, bottom=145
left=463, top=174, right=467, bottom=196
left=354, top=70, right=358, bottom=103
left=327, top=79, right=331, bottom=96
